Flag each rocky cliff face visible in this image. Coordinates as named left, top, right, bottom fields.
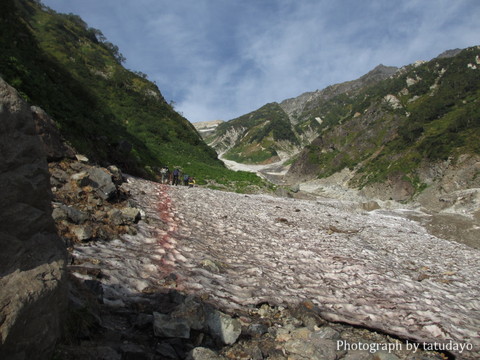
left=192, top=120, right=224, bottom=140
left=0, top=77, right=67, bottom=359
left=279, top=64, right=398, bottom=125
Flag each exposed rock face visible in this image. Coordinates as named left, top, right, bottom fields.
left=0, top=77, right=67, bottom=359
left=31, top=105, right=75, bottom=161
left=192, top=120, right=224, bottom=139
left=279, top=64, right=398, bottom=124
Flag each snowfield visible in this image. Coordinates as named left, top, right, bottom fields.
left=72, top=176, right=480, bottom=359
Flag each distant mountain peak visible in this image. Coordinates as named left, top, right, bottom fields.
left=435, top=48, right=462, bottom=59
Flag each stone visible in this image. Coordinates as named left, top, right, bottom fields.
left=50, top=167, right=69, bottom=186
left=290, top=300, right=326, bottom=330
left=108, top=209, right=124, bottom=226
left=284, top=338, right=339, bottom=360
left=0, top=77, right=67, bottom=359
left=342, top=350, right=374, bottom=360
left=312, top=326, right=340, bottom=340
left=205, top=308, right=242, bottom=345
left=52, top=206, right=68, bottom=221
left=107, top=165, right=123, bottom=185
left=71, top=171, right=90, bottom=187
left=246, top=323, right=269, bottom=338
left=372, top=351, right=400, bottom=360
left=75, top=154, right=89, bottom=162
left=87, top=167, right=117, bottom=200
left=72, top=224, right=94, bottom=241
left=31, top=105, right=75, bottom=161
left=171, top=295, right=206, bottom=331
left=186, top=347, right=226, bottom=360
left=290, top=184, right=300, bottom=193
left=64, top=205, right=89, bottom=224
left=156, top=342, right=180, bottom=359
left=153, top=312, right=191, bottom=339
left=120, top=343, right=151, bottom=360
left=362, top=201, right=381, bottom=211
left=134, top=313, right=154, bottom=329
left=121, top=207, right=141, bottom=224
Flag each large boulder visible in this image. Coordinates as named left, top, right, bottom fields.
left=0, top=77, right=67, bottom=359
left=31, top=105, right=75, bottom=161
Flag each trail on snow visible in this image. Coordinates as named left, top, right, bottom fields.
left=72, top=176, right=480, bottom=359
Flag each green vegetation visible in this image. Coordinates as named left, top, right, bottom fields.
left=215, top=103, right=299, bottom=164
left=0, top=0, right=268, bottom=190
left=298, top=47, right=480, bottom=194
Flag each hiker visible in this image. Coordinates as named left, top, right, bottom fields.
left=183, top=173, right=189, bottom=186
left=188, top=176, right=196, bottom=188
left=172, top=168, right=180, bottom=186
left=160, top=166, right=169, bottom=184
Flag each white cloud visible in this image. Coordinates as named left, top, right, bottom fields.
left=42, top=0, right=480, bottom=123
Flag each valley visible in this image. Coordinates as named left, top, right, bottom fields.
left=1, top=1, right=479, bottom=358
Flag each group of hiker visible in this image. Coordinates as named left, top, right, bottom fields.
left=160, top=166, right=196, bottom=187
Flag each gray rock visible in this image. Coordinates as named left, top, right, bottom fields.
left=246, top=323, right=269, bottom=338
left=70, top=171, right=90, bottom=187
left=0, top=77, right=67, bottom=359
left=52, top=206, right=68, bottom=221
left=371, top=351, right=400, bottom=360
left=121, top=207, right=141, bottom=224
left=156, top=342, right=180, bottom=359
left=120, top=343, right=152, bottom=360
left=312, top=326, right=340, bottom=340
left=153, top=312, right=191, bottom=339
left=72, top=224, right=94, bottom=241
left=205, top=308, right=242, bottom=345
left=134, top=313, right=154, bottom=329
left=290, top=300, right=326, bottom=329
left=64, top=205, right=89, bottom=224
left=362, top=201, right=380, bottom=211
left=171, top=295, right=206, bottom=331
left=290, top=184, right=300, bottom=193
left=59, top=346, right=121, bottom=360
left=186, top=347, right=226, bottom=360
left=108, top=209, right=124, bottom=226
left=50, top=168, right=69, bottom=186
left=87, top=167, right=117, bottom=200
left=31, top=105, right=75, bottom=161
left=342, top=350, right=374, bottom=360
left=284, top=338, right=339, bottom=360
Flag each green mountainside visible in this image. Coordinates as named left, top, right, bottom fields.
left=206, top=64, right=398, bottom=165
left=209, top=102, right=299, bottom=164
left=0, top=0, right=265, bottom=191
left=206, top=46, right=479, bottom=197
left=287, top=47, right=480, bottom=194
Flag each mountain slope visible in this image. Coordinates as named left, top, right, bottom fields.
left=0, top=0, right=265, bottom=189
left=286, top=46, right=480, bottom=200
left=209, top=102, right=299, bottom=164
left=206, top=64, right=398, bottom=165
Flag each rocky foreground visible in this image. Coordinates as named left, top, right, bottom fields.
left=57, top=172, right=480, bottom=360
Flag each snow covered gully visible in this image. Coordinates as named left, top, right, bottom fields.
left=72, top=176, right=480, bottom=359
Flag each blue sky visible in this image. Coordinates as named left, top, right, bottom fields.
left=41, top=0, right=480, bottom=123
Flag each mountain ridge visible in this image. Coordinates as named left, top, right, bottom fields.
left=204, top=62, right=400, bottom=165
left=205, top=46, right=480, bottom=204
